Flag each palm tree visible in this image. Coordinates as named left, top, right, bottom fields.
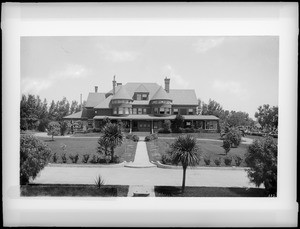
left=101, top=123, right=124, bottom=163
left=169, top=134, right=200, bottom=193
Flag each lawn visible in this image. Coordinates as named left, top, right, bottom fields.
left=154, top=186, right=268, bottom=197
left=21, top=184, right=129, bottom=197
left=146, top=139, right=249, bottom=167
left=157, top=132, right=222, bottom=140
left=39, top=137, right=137, bottom=164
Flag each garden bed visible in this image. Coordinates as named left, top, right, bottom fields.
left=156, top=132, right=222, bottom=140
left=146, top=139, right=248, bottom=167
left=21, top=184, right=129, bottom=197
left=154, top=186, right=267, bottom=197
left=39, top=137, right=137, bottom=164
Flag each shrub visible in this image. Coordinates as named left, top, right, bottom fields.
left=161, top=154, right=173, bottom=165
left=162, top=120, right=172, bottom=133
left=59, top=121, right=71, bottom=136
left=112, top=155, right=121, bottom=163
left=204, top=157, right=211, bottom=165
left=214, top=157, right=221, bottom=166
left=52, top=153, right=58, bottom=163
left=245, top=136, right=277, bottom=196
left=20, top=135, right=52, bottom=185
left=94, top=174, right=105, bottom=189
left=171, top=114, right=184, bottom=132
left=90, top=155, right=99, bottom=164
left=93, top=128, right=101, bottom=132
left=69, top=154, right=79, bottom=163
left=223, top=139, right=231, bottom=155
left=144, top=133, right=158, bottom=142
left=125, top=133, right=139, bottom=141
left=234, top=156, right=243, bottom=166
left=82, top=154, right=90, bottom=163
left=132, top=135, right=139, bottom=142
left=225, top=128, right=242, bottom=147
left=224, top=156, right=233, bottom=166
left=61, top=153, right=67, bottom=163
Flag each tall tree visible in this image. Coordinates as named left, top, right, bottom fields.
left=169, top=135, right=200, bottom=193
left=255, top=104, right=278, bottom=131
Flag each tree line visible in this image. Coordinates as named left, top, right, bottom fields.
left=198, top=98, right=278, bottom=132
left=20, top=94, right=86, bottom=132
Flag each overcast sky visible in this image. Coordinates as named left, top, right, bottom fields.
left=21, top=36, right=279, bottom=118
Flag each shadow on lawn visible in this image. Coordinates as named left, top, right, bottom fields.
left=155, top=186, right=269, bottom=197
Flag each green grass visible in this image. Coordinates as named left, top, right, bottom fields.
left=72, top=132, right=103, bottom=137
left=21, top=184, right=129, bottom=197
left=157, top=132, right=222, bottom=140
left=155, top=186, right=268, bottom=197
left=146, top=139, right=248, bottom=167
left=39, top=137, right=137, bottom=164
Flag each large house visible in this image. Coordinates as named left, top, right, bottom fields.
left=64, top=76, right=219, bottom=133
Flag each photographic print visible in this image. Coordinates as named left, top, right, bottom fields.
left=20, top=36, right=279, bottom=198
left=2, top=2, right=297, bottom=227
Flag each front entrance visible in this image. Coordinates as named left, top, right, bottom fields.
left=132, top=120, right=151, bottom=132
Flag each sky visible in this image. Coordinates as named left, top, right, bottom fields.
left=21, top=36, right=279, bottom=119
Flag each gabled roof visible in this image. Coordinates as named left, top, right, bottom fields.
left=112, top=86, right=133, bottom=100
left=94, top=95, right=113, bottom=109
left=168, top=89, right=198, bottom=105
left=63, top=111, right=83, bottom=119
left=85, top=93, right=106, bottom=108
left=151, top=86, right=172, bottom=101
left=134, top=83, right=149, bottom=93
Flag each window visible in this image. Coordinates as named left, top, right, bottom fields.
left=166, top=108, right=171, bottom=115
left=136, top=94, right=142, bottom=100
left=124, top=108, right=129, bottom=114
left=138, top=108, right=142, bottom=114
left=143, top=108, right=147, bottom=114
left=95, top=110, right=97, bottom=114
left=160, top=108, right=165, bottom=114
left=129, top=108, right=132, bottom=114
left=206, top=121, right=217, bottom=130
left=118, top=108, right=123, bottom=115
left=188, top=108, right=193, bottom=115
left=113, top=108, right=117, bottom=114
left=133, top=108, right=137, bottom=114
left=154, top=108, right=159, bottom=114
left=173, top=108, right=178, bottom=115
left=186, top=121, right=191, bottom=126
left=142, top=94, right=148, bottom=100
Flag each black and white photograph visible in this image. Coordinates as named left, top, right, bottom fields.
left=2, top=2, right=298, bottom=227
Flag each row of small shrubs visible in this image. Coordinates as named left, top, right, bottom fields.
left=144, top=133, right=158, bottom=141
left=158, top=127, right=203, bottom=134
left=204, top=156, right=243, bottom=166
left=160, top=154, right=243, bottom=167
left=51, top=153, right=120, bottom=164
left=125, top=133, right=139, bottom=142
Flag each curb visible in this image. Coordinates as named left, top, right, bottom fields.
left=152, top=161, right=250, bottom=170
left=47, top=161, right=127, bottom=168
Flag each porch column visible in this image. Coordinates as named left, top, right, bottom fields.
left=129, top=120, right=132, bottom=133
left=191, top=120, right=194, bottom=128
left=151, top=120, right=154, bottom=134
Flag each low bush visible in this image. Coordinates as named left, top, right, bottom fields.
left=94, top=174, right=105, bottom=189
left=214, top=157, right=221, bottom=166
left=93, top=128, right=101, bottom=133
left=234, top=156, right=243, bottom=166
left=52, top=153, right=58, bottom=163
left=144, top=133, right=158, bottom=142
left=132, top=135, right=139, bottom=142
left=82, top=154, right=90, bottom=163
left=158, top=128, right=171, bottom=134
left=69, top=154, right=79, bottom=163
left=161, top=154, right=173, bottom=165
left=204, top=157, right=211, bottom=165
left=112, top=155, right=121, bottom=163
left=224, top=156, right=233, bottom=166
left=90, top=155, right=100, bottom=164
left=61, top=153, right=67, bottom=163
left=126, top=134, right=139, bottom=142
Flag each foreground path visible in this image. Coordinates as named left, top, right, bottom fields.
left=125, top=136, right=156, bottom=168
left=32, top=166, right=258, bottom=188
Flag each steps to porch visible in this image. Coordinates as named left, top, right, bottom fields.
left=125, top=136, right=157, bottom=168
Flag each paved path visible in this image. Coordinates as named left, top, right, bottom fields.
left=32, top=166, right=259, bottom=188
left=125, top=136, right=156, bottom=168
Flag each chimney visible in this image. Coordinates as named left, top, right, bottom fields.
left=164, top=77, right=170, bottom=93
left=80, top=93, right=82, bottom=110
left=94, top=86, right=98, bottom=93
left=112, top=75, right=116, bottom=95
left=117, top=83, right=122, bottom=86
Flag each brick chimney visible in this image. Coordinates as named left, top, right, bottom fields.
left=95, top=86, right=98, bottom=93
left=164, top=77, right=170, bottom=93
left=112, top=75, right=116, bottom=95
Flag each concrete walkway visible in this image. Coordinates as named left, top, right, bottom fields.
left=32, top=166, right=259, bottom=188
left=125, top=136, right=156, bottom=168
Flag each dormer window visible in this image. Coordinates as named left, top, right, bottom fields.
left=135, top=93, right=148, bottom=101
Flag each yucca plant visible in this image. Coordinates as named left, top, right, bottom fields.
left=61, top=153, right=67, bottom=163
left=94, top=174, right=105, bottom=189
left=169, top=134, right=200, bottom=193
left=82, top=154, right=90, bottom=163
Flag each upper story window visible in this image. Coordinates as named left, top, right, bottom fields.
left=112, top=99, right=131, bottom=104
left=138, top=108, right=143, bottom=114
left=133, top=108, right=137, bottom=114
left=188, top=108, right=194, bottom=115
left=135, top=93, right=148, bottom=101
left=173, top=108, right=179, bottom=115
left=151, top=100, right=171, bottom=105
left=159, top=108, right=165, bottom=114
left=154, top=108, right=159, bottom=114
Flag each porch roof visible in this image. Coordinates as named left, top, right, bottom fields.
left=93, top=114, right=219, bottom=121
